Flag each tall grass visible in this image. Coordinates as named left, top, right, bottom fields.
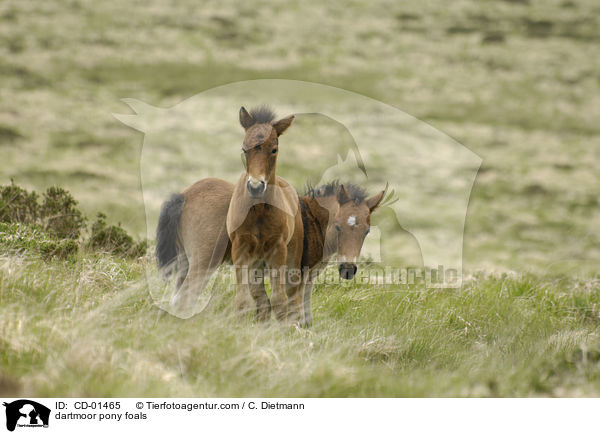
left=1, top=251, right=599, bottom=397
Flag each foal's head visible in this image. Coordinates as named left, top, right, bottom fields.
left=239, top=106, right=294, bottom=198
left=309, top=182, right=386, bottom=279
left=332, top=184, right=386, bottom=279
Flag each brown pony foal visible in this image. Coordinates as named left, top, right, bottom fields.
left=226, top=106, right=304, bottom=323
left=299, top=181, right=385, bottom=325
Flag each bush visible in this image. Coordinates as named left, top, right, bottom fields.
left=88, top=213, right=147, bottom=258
left=40, top=186, right=86, bottom=239
left=0, top=180, right=39, bottom=224
left=0, top=182, right=147, bottom=260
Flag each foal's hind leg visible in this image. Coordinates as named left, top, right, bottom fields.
left=175, top=252, right=189, bottom=288
left=171, top=241, right=223, bottom=317
left=171, top=258, right=211, bottom=318
left=173, top=190, right=231, bottom=317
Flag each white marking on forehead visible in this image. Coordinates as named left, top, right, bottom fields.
left=347, top=215, right=357, bottom=227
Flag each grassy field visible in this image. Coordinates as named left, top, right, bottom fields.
left=2, top=250, right=600, bottom=397
left=1, top=0, right=600, bottom=396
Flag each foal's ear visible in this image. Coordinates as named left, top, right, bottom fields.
left=272, top=115, right=294, bottom=136
left=337, top=184, right=352, bottom=205
left=366, top=183, right=388, bottom=213
left=239, top=106, right=255, bottom=130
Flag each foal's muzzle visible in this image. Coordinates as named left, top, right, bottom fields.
left=247, top=179, right=267, bottom=198
left=338, top=263, right=358, bottom=280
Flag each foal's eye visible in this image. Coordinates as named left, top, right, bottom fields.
left=335, top=223, right=341, bottom=232
left=272, top=148, right=278, bottom=154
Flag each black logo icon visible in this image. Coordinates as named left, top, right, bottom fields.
left=3, top=400, right=50, bottom=432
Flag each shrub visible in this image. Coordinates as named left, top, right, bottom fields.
left=88, top=213, right=147, bottom=258
left=0, top=180, right=39, bottom=224
left=40, top=186, right=86, bottom=239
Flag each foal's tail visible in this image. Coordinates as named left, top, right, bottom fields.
left=155, top=193, right=185, bottom=274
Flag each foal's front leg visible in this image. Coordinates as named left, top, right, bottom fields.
left=232, top=235, right=255, bottom=315
left=266, top=240, right=288, bottom=322
left=248, top=264, right=271, bottom=322
left=302, top=279, right=314, bottom=328
left=285, top=268, right=305, bottom=325
left=232, top=236, right=271, bottom=321
left=302, top=265, right=324, bottom=327
left=234, top=264, right=271, bottom=321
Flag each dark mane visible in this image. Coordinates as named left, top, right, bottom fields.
left=249, top=105, right=276, bottom=125
left=304, top=180, right=368, bottom=204
left=304, top=180, right=338, bottom=198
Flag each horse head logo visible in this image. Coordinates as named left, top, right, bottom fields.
left=3, top=400, right=50, bottom=432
